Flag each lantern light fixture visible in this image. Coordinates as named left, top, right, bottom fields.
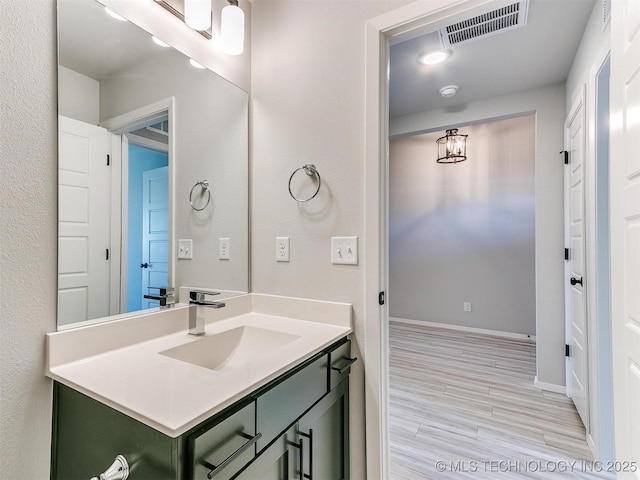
left=436, top=128, right=468, bottom=164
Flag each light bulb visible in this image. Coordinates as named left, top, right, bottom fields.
left=221, top=4, right=245, bottom=55
left=184, top=0, right=211, bottom=31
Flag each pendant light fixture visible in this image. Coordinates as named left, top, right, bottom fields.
left=436, top=128, right=468, bottom=164
left=221, top=0, right=245, bottom=55
left=184, top=0, right=212, bottom=31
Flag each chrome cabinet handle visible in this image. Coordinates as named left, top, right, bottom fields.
left=90, top=455, right=129, bottom=480
left=204, top=432, right=262, bottom=479
left=331, top=357, right=358, bottom=375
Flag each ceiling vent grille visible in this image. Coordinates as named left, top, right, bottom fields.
left=440, top=0, right=529, bottom=47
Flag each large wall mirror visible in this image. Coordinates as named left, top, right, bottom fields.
left=57, top=0, right=249, bottom=330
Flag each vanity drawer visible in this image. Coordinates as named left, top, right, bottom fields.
left=188, top=401, right=257, bottom=480
left=329, top=338, right=355, bottom=390
left=255, top=354, right=328, bottom=452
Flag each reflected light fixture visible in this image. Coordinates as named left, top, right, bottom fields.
left=189, top=58, right=206, bottom=69
left=436, top=128, right=468, bottom=164
left=152, top=36, right=170, bottom=48
left=184, top=0, right=212, bottom=31
left=104, top=7, right=127, bottom=21
left=221, top=0, right=245, bottom=55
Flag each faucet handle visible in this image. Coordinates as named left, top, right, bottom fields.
left=189, top=290, right=220, bottom=302
left=148, top=287, right=174, bottom=296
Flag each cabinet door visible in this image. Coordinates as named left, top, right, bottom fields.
left=297, top=379, right=349, bottom=480
left=234, top=427, right=298, bottom=480
left=52, top=383, right=176, bottom=480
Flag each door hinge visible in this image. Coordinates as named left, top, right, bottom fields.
left=560, top=150, right=569, bottom=165
left=565, top=344, right=571, bottom=357
left=378, top=291, right=385, bottom=306
left=564, top=248, right=569, bottom=261
left=106, top=248, right=110, bottom=260
left=107, top=154, right=110, bottom=166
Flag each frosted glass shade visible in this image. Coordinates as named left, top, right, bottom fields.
left=184, top=0, right=211, bottom=31
left=221, top=4, right=245, bottom=55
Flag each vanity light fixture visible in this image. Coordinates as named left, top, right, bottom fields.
left=152, top=36, right=170, bottom=48
left=221, top=0, right=245, bottom=55
left=184, top=0, right=212, bottom=31
left=104, top=7, right=127, bottom=21
left=189, top=58, right=206, bottom=69
left=436, top=128, right=468, bottom=164
left=419, top=50, right=449, bottom=65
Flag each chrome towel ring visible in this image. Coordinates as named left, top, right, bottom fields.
left=190, top=180, right=211, bottom=211
left=288, top=164, right=321, bottom=202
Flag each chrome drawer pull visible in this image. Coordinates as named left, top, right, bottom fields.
left=205, top=432, right=262, bottom=479
left=331, top=357, right=357, bottom=375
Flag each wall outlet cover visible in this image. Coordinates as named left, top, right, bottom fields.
left=219, top=238, right=230, bottom=260
left=276, top=236, right=290, bottom=262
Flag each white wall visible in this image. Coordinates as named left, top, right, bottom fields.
left=250, top=1, right=410, bottom=477
left=0, top=1, right=58, bottom=478
left=58, top=66, right=100, bottom=124
left=390, top=83, right=567, bottom=387
left=390, top=115, right=536, bottom=335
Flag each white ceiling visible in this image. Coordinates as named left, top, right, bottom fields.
left=389, top=0, right=596, bottom=119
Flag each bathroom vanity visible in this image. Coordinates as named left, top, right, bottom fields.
left=47, top=294, right=354, bottom=480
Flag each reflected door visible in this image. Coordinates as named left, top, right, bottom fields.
left=58, top=116, right=112, bottom=326
left=141, top=166, right=169, bottom=308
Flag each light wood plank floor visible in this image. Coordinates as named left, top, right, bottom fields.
left=389, top=320, right=614, bottom=479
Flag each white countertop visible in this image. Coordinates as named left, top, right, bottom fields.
left=46, top=294, right=352, bottom=437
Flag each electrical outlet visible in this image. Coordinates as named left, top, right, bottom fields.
left=276, top=237, right=290, bottom=262
left=178, top=239, right=193, bottom=260
left=464, top=302, right=472, bottom=312
left=219, top=238, right=230, bottom=260
left=331, top=236, right=358, bottom=265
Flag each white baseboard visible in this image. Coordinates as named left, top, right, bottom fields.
left=390, top=317, right=536, bottom=342
left=533, top=376, right=567, bottom=395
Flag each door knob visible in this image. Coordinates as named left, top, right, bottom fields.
left=140, top=263, right=149, bottom=269
left=570, top=277, right=583, bottom=286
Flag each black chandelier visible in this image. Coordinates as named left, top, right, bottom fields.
left=436, top=128, right=468, bottom=164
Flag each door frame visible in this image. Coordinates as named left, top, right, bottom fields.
left=101, top=97, right=175, bottom=313
left=363, top=1, right=495, bottom=477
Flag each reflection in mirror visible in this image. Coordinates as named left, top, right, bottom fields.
left=57, top=0, right=249, bottom=330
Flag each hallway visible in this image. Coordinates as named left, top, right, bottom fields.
left=389, top=320, right=614, bottom=479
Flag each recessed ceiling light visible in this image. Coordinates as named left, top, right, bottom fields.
left=189, top=59, right=206, bottom=69
left=419, top=50, right=449, bottom=65
left=104, top=7, right=127, bottom=22
left=152, top=36, right=170, bottom=48
left=439, top=85, right=459, bottom=97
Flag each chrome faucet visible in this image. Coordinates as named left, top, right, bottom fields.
left=143, top=287, right=175, bottom=308
left=188, top=290, right=225, bottom=336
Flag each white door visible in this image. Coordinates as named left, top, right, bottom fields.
left=610, top=0, right=640, bottom=472
left=564, top=92, right=589, bottom=431
left=141, top=166, right=169, bottom=308
left=58, top=116, right=112, bottom=325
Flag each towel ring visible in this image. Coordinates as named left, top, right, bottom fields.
left=288, top=164, right=321, bottom=202
left=190, top=180, right=211, bottom=211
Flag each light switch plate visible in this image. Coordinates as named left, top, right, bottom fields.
left=219, top=238, right=230, bottom=260
left=178, top=239, right=193, bottom=260
left=276, top=236, right=290, bottom=262
left=331, top=236, right=358, bottom=265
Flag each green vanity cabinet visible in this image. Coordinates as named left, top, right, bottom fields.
left=51, top=337, right=353, bottom=480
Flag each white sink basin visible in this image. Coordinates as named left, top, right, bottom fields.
left=159, top=326, right=301, bottom=371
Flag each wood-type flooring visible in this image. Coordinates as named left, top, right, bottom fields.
left=389, top=320, right=615, bottom=479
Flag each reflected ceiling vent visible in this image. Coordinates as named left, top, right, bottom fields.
left=439, top=0, right=529, bottom=47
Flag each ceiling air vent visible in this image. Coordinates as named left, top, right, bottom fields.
left=439, top=0, right=529, bottom=47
